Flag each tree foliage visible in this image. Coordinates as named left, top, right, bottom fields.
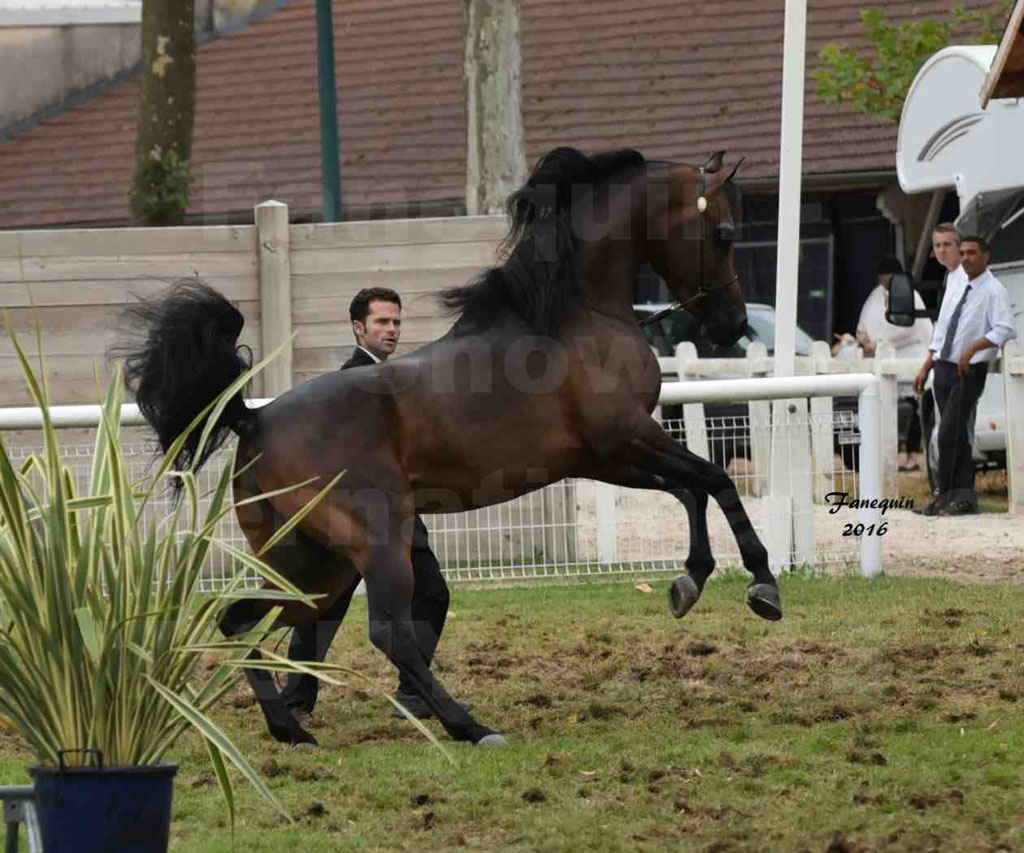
left=814, top=2, right=1013, bottom=124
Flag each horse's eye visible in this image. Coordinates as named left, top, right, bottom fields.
left=716, top=221, right=735, bottom=245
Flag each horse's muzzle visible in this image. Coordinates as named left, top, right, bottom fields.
left=701, top=314, right=747, bottom=349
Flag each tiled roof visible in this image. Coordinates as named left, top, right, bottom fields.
left=520, top=0, right=997, bottom=178
left=0, top=0, right=1000, bottom=229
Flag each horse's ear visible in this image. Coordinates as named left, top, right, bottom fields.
left=725, top=157, right=746, bottom=183
left=704, top=151, right=726, bottom=174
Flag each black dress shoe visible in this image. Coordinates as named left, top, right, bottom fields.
left=391, top=692, right=473, bottom=719
left=911, top=498, right=943, bottom=516
left=940, top=500, right=978, bottom=516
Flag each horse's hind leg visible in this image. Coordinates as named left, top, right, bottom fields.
left=362, top=543, right=505, bottom=747
left=218, top=598, right=318, bottom=747
left=281, top=575, right=361, bottom=718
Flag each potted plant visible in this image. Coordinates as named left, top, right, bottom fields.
left=0, top=325, right=444, bottom=852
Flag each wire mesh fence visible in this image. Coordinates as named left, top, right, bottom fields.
left=6, top=406, right=863, bottom=589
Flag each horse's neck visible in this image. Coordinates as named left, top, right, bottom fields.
left=581, top=235, right=639, bottom=322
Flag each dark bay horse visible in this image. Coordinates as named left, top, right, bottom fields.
left=124, top=146, right=780, bottom=749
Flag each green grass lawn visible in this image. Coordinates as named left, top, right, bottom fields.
left=2, top=572, right=1022, bottom=852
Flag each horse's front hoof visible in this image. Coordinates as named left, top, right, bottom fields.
left=291, top=740, right=318, bottom=752
left=475, top=733, right=508, bottom=748
left=746, top=582, right=782, bottom=621
left=669, top=574, right=702, bottom=619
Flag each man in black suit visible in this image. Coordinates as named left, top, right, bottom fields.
left=281, top=287, right=470, bottom=720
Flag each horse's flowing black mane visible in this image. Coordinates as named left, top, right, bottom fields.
left=441, top=147, right=647, bottom=337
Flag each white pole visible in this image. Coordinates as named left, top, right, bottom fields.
left=772, top=0, right=808, bottom=380
left=769, top=0, right=809, bottom=573
left=857, top=380, right=884, bottom=577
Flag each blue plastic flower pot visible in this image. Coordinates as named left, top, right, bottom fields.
left=29, top=750, right=177, bottom=853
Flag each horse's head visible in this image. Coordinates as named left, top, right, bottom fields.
left=645, top=153, right=747, bottom=348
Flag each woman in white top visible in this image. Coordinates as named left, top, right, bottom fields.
left=856, top=257, right=934, bottom=471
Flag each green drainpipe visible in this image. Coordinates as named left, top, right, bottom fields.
left=316, top=0, right=342, bottom=221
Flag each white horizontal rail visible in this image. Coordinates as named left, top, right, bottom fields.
left=0, top=378, right=876, bottom=428
left=0, top=400, right=275, bottom=431
left=659, top=353, right=926, bottom=382
left=658, top=373, right=877, bottom=404
left=0, top=385, right=883, bottom=576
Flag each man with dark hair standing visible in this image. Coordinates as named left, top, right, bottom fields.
left=913, top=236, right=1016, bottom=516
left=344, top=286, right=403, bottom=366
left=281, top=287, right=471, bottom=721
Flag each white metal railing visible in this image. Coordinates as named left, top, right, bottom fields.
left=655, top=370, right=883, bottom=576
left=0, top=376, right=883, bottom=579
left=5, top=341, right=1019, bottom=585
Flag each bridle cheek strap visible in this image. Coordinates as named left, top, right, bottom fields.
left=638, top=166, right=738, bottom=329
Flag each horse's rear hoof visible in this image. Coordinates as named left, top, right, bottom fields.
left=475, top=733, right=508, bottom=748
left=280, top=726, right=318, bottom=749
left=747, top=582, right=782, bottom=621
left=291, top=740, right=318, bottom=752
left=669, top=574, right=701, bottom=619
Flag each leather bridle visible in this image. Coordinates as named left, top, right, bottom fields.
left=639, top=165, right=739, bottom=328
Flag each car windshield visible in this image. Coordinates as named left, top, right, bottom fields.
left=635, top=305, right=814, bottom=357
left=743, top=307, right=815, bottom=356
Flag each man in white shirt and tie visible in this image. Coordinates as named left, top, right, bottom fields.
left=913, top=235, right=1016, bottom=515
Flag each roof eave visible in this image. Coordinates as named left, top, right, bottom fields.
left=980, top=0, right=1024, bottom=107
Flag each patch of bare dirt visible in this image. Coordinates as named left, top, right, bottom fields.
left=574, top=469, right=1024, bottom=585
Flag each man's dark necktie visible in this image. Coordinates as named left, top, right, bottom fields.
left=939, top=283, right=972, bottom=362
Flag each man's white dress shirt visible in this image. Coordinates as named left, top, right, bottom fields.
left=928, top=267, right=1016, bottom=364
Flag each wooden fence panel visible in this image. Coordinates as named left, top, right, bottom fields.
left=289, top=214, right=506, bottom=382
left=0, top=209, right=506, bottom=405
left=0, top=225, right=260, bottom=405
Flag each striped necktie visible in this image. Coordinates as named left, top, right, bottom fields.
left=939, top=283, right=972, bottom=362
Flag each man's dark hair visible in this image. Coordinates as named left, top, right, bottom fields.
left=959, top=235, right=990, bottom=253
left=934, top=222, right=961, bottom=243
left=349, top=287, right=402, bottom=323
left=875, top=256, right=903, bottom=276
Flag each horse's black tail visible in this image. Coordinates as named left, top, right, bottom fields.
left=119, top=278, right=254, bottom=477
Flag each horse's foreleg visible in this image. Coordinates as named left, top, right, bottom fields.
left=219, top=598, right=318, bottom=747
left=362, top=547, right=505, bottom=747
left=596, top=416, right=779, bottom=620
left=669, top=487, right=718, bottom=618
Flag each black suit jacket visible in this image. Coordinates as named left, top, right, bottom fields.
left=340, top=346, right=378, bottom=370
left=339, top=345, right=431, bottom=548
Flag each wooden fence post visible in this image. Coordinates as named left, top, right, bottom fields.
left=675, top=341, right=709, bottom=460
left=1003, top=339, right=1024, bottom=516
left=873, top=341, right=899, bottom=496
left=255, top=200, right=292, bottom=397
left=746, top=342, right=770, bottom=496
